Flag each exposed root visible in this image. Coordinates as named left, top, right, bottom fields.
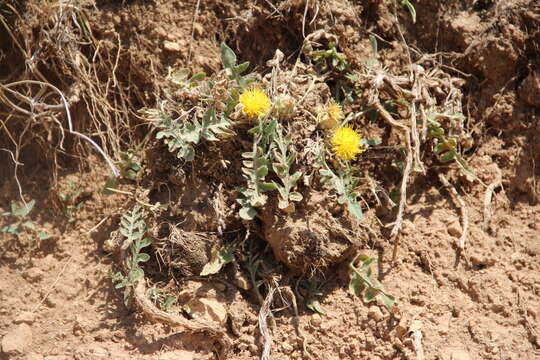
left=372, top=101, right=413, bottom=262
left=483, top=168, right=502, bottom=232
left=438, top=174, right=469, bottom=250
left=119, top=234, right=231, bottom=359
left=259, top=283, right=277, bottom=360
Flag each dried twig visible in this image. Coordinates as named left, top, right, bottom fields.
left=372, top=102, right=413, bottom=262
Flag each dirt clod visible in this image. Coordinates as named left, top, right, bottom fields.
left=1, top=323, right=33, bottom=355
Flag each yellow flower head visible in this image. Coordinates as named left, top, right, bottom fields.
left=327, top=101, right=344, bottom=123
left=318, top=100, right=344, bottom=129
left=331, top=126, right=363, bottom=160
left=239, top=88, right=271, bottom=118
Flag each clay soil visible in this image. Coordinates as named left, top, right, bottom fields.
left=1, top=0, right=539, bottom=360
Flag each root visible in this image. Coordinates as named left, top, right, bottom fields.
left=259, top=283, right=277, bottom=360
left=119, top=235, right=231, bottom=359
left=372, top=101, right=413, bottom=262
left=438, top=174, right=469, bottom=250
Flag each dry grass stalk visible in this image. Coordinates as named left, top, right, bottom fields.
left=438, top=173, right=469, bottom=249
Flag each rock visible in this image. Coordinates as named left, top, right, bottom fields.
left=14, top=312, right=36, bottom=325
left=281, top=343, right=294, bottom=354
left=310, top=313, right=322, bottom=327
left=1, top=323, right=33, bottom=355
left=184, top=298, right=227, bottom=326
left=23, top=267, right=44, bottom=282
left=450, top=349, right=471, bottom=360
left=447, top=220, right=463, bottom=238
left=158, top=350, right=195, bottom=360
left=367, top=306, right=384, bottom=322
left=163, top=41, right=181, bottom=52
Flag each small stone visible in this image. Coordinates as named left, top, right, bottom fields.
left=1, top=323, right=33, bottom=355
left=447, top=220, right=463, bottom=238
left=192, top=22, right=204, bottom=37
left=14, top=311, right=36, bottom=325
left=184, top=298, right=227, bottom=326
left=367, top=306, right=384, bottom=322
left=450, top=349, right=471, bottom=360
left=23, top=267, right=44, bottom=282
left=163, top=41, right=181, bottom=52
left=281, top=343, right=294, bottom=354
left=310, top=314, right=322, bottom=327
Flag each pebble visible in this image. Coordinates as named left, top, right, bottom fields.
left=447, top=220, right=463, bottom=238
left=184, top=297, right=227, bottom=325
left=1, top=323, right=33, bottom=355
left=163, top=41, right=181, bottom=52
left=23, top=267, right=44, bottom=282
left=14, top=311, right=36, bottom=325
left=310, top=313, right=322, bottom=327
left=367, top=306, right=384, bottom=322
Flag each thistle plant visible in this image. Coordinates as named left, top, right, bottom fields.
left=270, top=124, right=303, bottom=210
left=143, top=43, right=252, bottom=161
left=237, top=119, right=278, bottom=220
left=319, top=153, right=364, bottom=220
left=111, top=206, right=152, bottom=306
left=349, top=254, right=395, bottom=309
left=1, top=200, right=52, bottom=240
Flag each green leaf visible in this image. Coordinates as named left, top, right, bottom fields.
left=200, top=244, right=236, bottom=276
left=220, top=42, right=237, bottom=70
left=401, top=0, right=417, bottom=23
left=22, top=221, right=36, bottom=230
left=38, top=232, right=53, bottom=240
left=189, top=72, right=206, bottom=83
left=363, top=288, right=378, bottom=303
left=13, top=200, right=35, bottom=217
left=129, top=267, right=144, bottom=283
left=102, top=177, right=118, bottom=195
left=234, top=61, right=249, bottom=74
left=439, top=151, right=456, bottom=162
left=136, top=253, right=150, bottom=263
left=347, top=199, right=363, bottom=220
left=138, top=238, right=152, bottom=248
left=306, top=298, right=326, bottom=315
left=348, top=273, right=365, bottom=297
left=380, top=293, right=396, bottom=309
left=239, top=206, right=257, bottom=220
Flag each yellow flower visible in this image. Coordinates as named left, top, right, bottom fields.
left=239, top=88, right=271, bottom=118
left=331, top=126, right=363, bottom=160
left=319, top=101, right=344, bottom=129
left=327, top=101, right=344, bottom=123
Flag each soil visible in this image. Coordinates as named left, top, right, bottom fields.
left=1, top=1, right=539, bottom=360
